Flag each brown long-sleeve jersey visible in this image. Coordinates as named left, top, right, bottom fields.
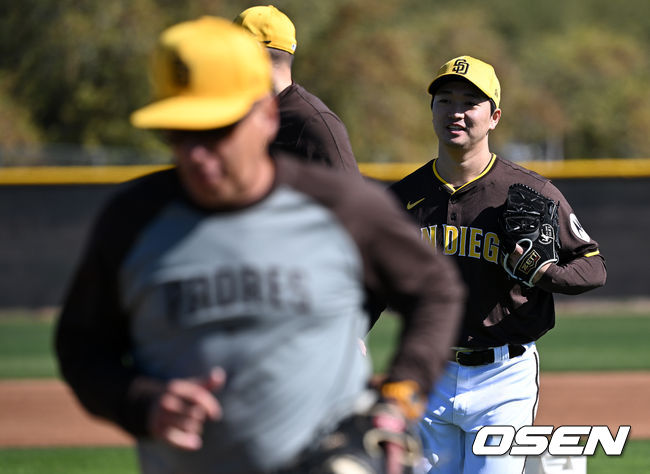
left=272, top=83, right=361, bottom=175
left=389, top=154, right=606, bottom=348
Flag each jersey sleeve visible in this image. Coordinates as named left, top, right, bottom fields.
left=55, top=172, right=178, bottom=437
left=535, top=181, right=607, bottom=294
left=353, top=187, right=466, bottom=393
left=55, top=202, right=149, bottom=436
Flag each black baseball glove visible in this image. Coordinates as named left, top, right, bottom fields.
left=284, top=385, right=423, bottom=474
left=499, top=183, right=560, bottom=287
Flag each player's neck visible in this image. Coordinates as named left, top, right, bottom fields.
left=239, top=155, right=276, bottom=206
left=436, top=145, right=493, bottom=187
left=271, top=65, right=293, bottom=95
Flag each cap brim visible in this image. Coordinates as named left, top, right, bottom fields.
left=428, top=74, right=468, bottom=94
left=427, top=74, right=491, bottom=103
left=130, top=95, right=258, bottom=130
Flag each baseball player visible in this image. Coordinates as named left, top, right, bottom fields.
left=388, top=56, right=606, bottom=473
left=54, top=17, right=465, bottom=474
left=235, top=5, right=361, bottom=175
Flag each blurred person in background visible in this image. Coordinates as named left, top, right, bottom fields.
left=235, top=5, right=360, bottom=175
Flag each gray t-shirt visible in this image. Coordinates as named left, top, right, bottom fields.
left=56, top=155, right=465, bottom=473
left=125, top=186, right=369, bottom=472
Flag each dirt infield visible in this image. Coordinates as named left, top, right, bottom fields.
left=0, top=372, right=648, bottom=447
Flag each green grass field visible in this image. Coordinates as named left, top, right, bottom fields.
left=536, top=313, right=650, bottom=372
left=0, top=447, right=138, bottom=474
left=586, top=440, right=650, bottom=474
left=0, top=313, right=58, bottom=379
left=0, top=441, right=647, bottom=473
left=2, top=307, right=649, bottom=378
left=1, top=306, right=649, bottom=473
left=367, top=309, right=650, bottom=374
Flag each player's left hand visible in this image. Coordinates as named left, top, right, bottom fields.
left=297, top=386, right=422, bottom=474
left=374, top=380, right=426, bottom=473
left=368, top=401, right=422, bottom=474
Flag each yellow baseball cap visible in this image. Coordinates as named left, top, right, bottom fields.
left=130, top=16, right=272, bottom=130
left=427, top=55, right=501, bottom=109
left=234, top=5, right=297, bottom=55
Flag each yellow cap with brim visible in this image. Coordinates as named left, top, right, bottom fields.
left=427, top=55, right=501, bottom=109
left=234, top=5, right=297, bottom=55
left=131, top=16, right=272, bottom=130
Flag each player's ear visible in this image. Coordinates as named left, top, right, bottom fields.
left=489, top=108, right=501, bottom=131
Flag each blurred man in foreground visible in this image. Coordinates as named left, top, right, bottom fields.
left=55, top=16, right=465, bottom=474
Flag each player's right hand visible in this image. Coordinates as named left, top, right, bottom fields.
left=506, top=244, right=552, bottom=285
left=148, top=367, right=226, bottom=450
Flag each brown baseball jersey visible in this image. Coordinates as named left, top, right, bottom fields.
left=389, top=154, right=606, bottom=349
left=272, top=83, right=361, bottom=175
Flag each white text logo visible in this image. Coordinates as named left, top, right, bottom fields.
left=472, top=425, right=631, bottom=456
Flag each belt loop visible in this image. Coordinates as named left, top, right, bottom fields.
left=494, top=344, right=508, bottom=362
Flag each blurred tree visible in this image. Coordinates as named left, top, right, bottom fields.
left=0, top=0, right=649, bottom=163
left=294, top=2, right=511, bottom=162
left=0, top=75, right=42, bottom=147
left=0, top=0, right=167, bottom=156
left=519, top=26, right=650, bottom=158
